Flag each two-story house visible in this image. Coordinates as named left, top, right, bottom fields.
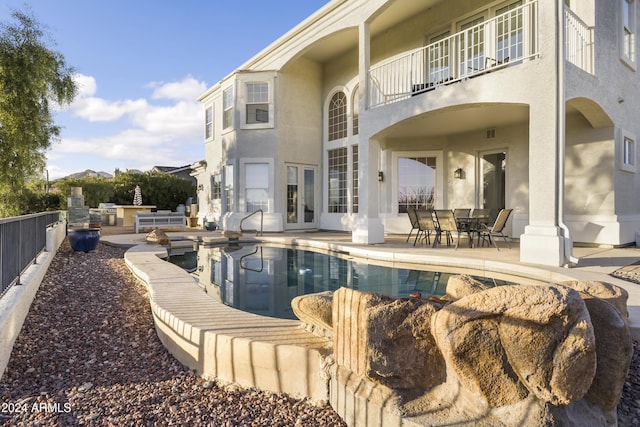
left=195, top=0, right=640, bottom=267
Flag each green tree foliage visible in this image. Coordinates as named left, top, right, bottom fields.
left=0, top=9, right=76, bottom=217
left=55, top=171, right=196, bottom=210
left=56, top=176, right=114, bottom=209
left=110, top=171, right=196, bottom=210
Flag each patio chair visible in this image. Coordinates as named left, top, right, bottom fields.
left=453, top=208, right=472, bottom=233
left=433, top=209, right=472, bottom=249
left=469, top=208, right=491, bottom=244
left=453, top=208, right=471, bottom=220
left=406, top=207, right=420, bottom=243
left=414, top=209, right=438, bottom=246
left=478, top=208, right=513, bottom=250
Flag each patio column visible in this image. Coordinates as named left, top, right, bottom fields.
left=352, top=21, right=384, bottom=245
left=520, top=0, right=571, bottom=266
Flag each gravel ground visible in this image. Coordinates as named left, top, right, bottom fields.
left=1, top=240, right=639, bottom=426
left=0, top=241, right=346, bottom=426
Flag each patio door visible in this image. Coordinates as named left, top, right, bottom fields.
left=479, top=150, right=506, bottom=220
left=286, top=164, right=317, bottom=230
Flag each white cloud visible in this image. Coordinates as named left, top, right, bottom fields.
left=148, top=76, right=207, bottom=101
left=47, top=74, right=208, bottom=179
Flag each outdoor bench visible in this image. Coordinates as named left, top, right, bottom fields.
left=134, top=211, right=187, bottom=233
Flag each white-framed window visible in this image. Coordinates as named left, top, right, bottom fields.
left=328, top=147, right=347, bottom=213
left=351, top=145, right=359, bottom=213
left=392, top=151, right=444, bottom=214
left=246, top=82, right=269, bottom=124
left=328, top=91, right=347, bottom=141
left=223, top=87, right=233, bottom=129
left=351, top=86, right=359, bottom=136
left=211, top=174, right=221, bottom=200
left=621, top=129, right=636, bottom=173
left=224, top=164, right=234, bottom=211
left=621, top=0, right=637, bottom=69
left=245, top=163, right=270, bottom=212
left=205, top=105, right=214, bottom=140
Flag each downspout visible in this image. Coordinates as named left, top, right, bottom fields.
left=557, top=1, right=579, bottom=266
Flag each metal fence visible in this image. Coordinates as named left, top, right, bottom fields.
left=0, top=211, right=62, bottom=296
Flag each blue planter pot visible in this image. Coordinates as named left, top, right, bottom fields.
left=68, top=228, right=101, bottom=252
left=205, top=221, right=217, bottom=231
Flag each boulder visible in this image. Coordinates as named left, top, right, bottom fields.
left=445, top=274, right=492, bottom=300
left=333, top=287, right=445, bottom=390
left=562, top=280, right=629, bottom=319
left=431, top=284, right=596, bottom=407
left=145, top=228, right=169, bottom=245
left=291, top=291, right=333, bottom=336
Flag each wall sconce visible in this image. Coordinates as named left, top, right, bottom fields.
left=378, top=171, right=384, bottom=182
left=197, top=184, right=204, bottom=191
left=454, top=168, right=464, bottom=179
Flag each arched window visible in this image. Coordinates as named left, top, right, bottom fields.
left=328, top=91, right=347, bottom=141
left=352, top=86, right=359, bottom=136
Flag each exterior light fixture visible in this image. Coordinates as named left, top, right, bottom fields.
left=454, top=168, right=464, bottom=179
left=378, top=171, right=384, bottom=182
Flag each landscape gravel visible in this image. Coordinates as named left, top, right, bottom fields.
left=0, top=241, right=345, bottom=426
left=1, top=239, right=639, bottom=426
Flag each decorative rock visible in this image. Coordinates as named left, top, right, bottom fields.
left=445, top=274, right=491, bottom=300
left=580, top=293, right=632, bottom=410
left=431, top=284, right=597, bottom=407
left=291, top=291, right=334, bottom=336
left=333, top=288, right=445, bottom=390
left=562, top=280, right=629, bottom=319
left=145, top=228, right=169, bottom=245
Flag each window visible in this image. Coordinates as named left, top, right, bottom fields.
left=223, top=87, right=233, bottom=129
left=622, top=130, right=636, bottom=172
left=397, top=157, right=437, bottom=213
left=246, top=82, right=269, bottom=124
left=211, top=174, right=221, bottom=200
left=622, top=0, right=637, bottom=67
left=205, top=106, right=214, bottom=139
left=429, top=31, right=451, bottom=84
left=496, top=1, right=523, bottom=64
left=328, top=147, right=347, bottom=213
left=328, top=92, right=347, bottom=141
left=224, top=164, right=234, bottom=211
left=245, top=163, right=269, bottom=212
left=352, top=87, right=359, bottom=135
left=352, top=145, right=358, bottom=213
left=459, top=16, right=485, bottom=75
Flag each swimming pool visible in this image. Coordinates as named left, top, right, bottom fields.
left=169, top=242, right=523, bottom=320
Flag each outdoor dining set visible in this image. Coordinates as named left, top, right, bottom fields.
left=406, top=207, right=513, bottom=250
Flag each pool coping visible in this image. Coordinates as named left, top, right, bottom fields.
left=123, top=234, right=638, bottom=408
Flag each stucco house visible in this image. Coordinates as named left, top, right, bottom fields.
left=194, top=0, right=640, bottom=267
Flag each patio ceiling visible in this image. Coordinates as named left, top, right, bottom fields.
left=373, top=103, right=530, bottom=140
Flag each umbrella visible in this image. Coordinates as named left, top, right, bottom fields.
left=133, top=185, right=142, bottom=206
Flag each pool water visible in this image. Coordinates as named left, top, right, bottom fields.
left=169, top=242, right=519, bottom=320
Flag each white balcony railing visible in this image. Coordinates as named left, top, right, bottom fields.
left=565, top=6, right=593, bottom=73
left=368, top=1, right=539, bottom=108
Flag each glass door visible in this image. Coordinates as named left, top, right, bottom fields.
left=286, top=164, right=316, bottom=230
left=479, top=150, right=506, bottom=221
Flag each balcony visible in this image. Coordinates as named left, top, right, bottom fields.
left=368, top=2, right=540, bottom=109
left=367, top=2, right=593, bottom=109
left=565, top=6, right=594, bottom=74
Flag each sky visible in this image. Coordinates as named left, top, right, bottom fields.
left=0, top=0, right=329, bottom=180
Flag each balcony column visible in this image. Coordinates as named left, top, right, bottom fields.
left=352, top=21, right=384, bottom=245
left=520, top=0, right=573, bottom=266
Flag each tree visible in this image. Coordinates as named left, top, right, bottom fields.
left=0, top=9, right=76, bottom=217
